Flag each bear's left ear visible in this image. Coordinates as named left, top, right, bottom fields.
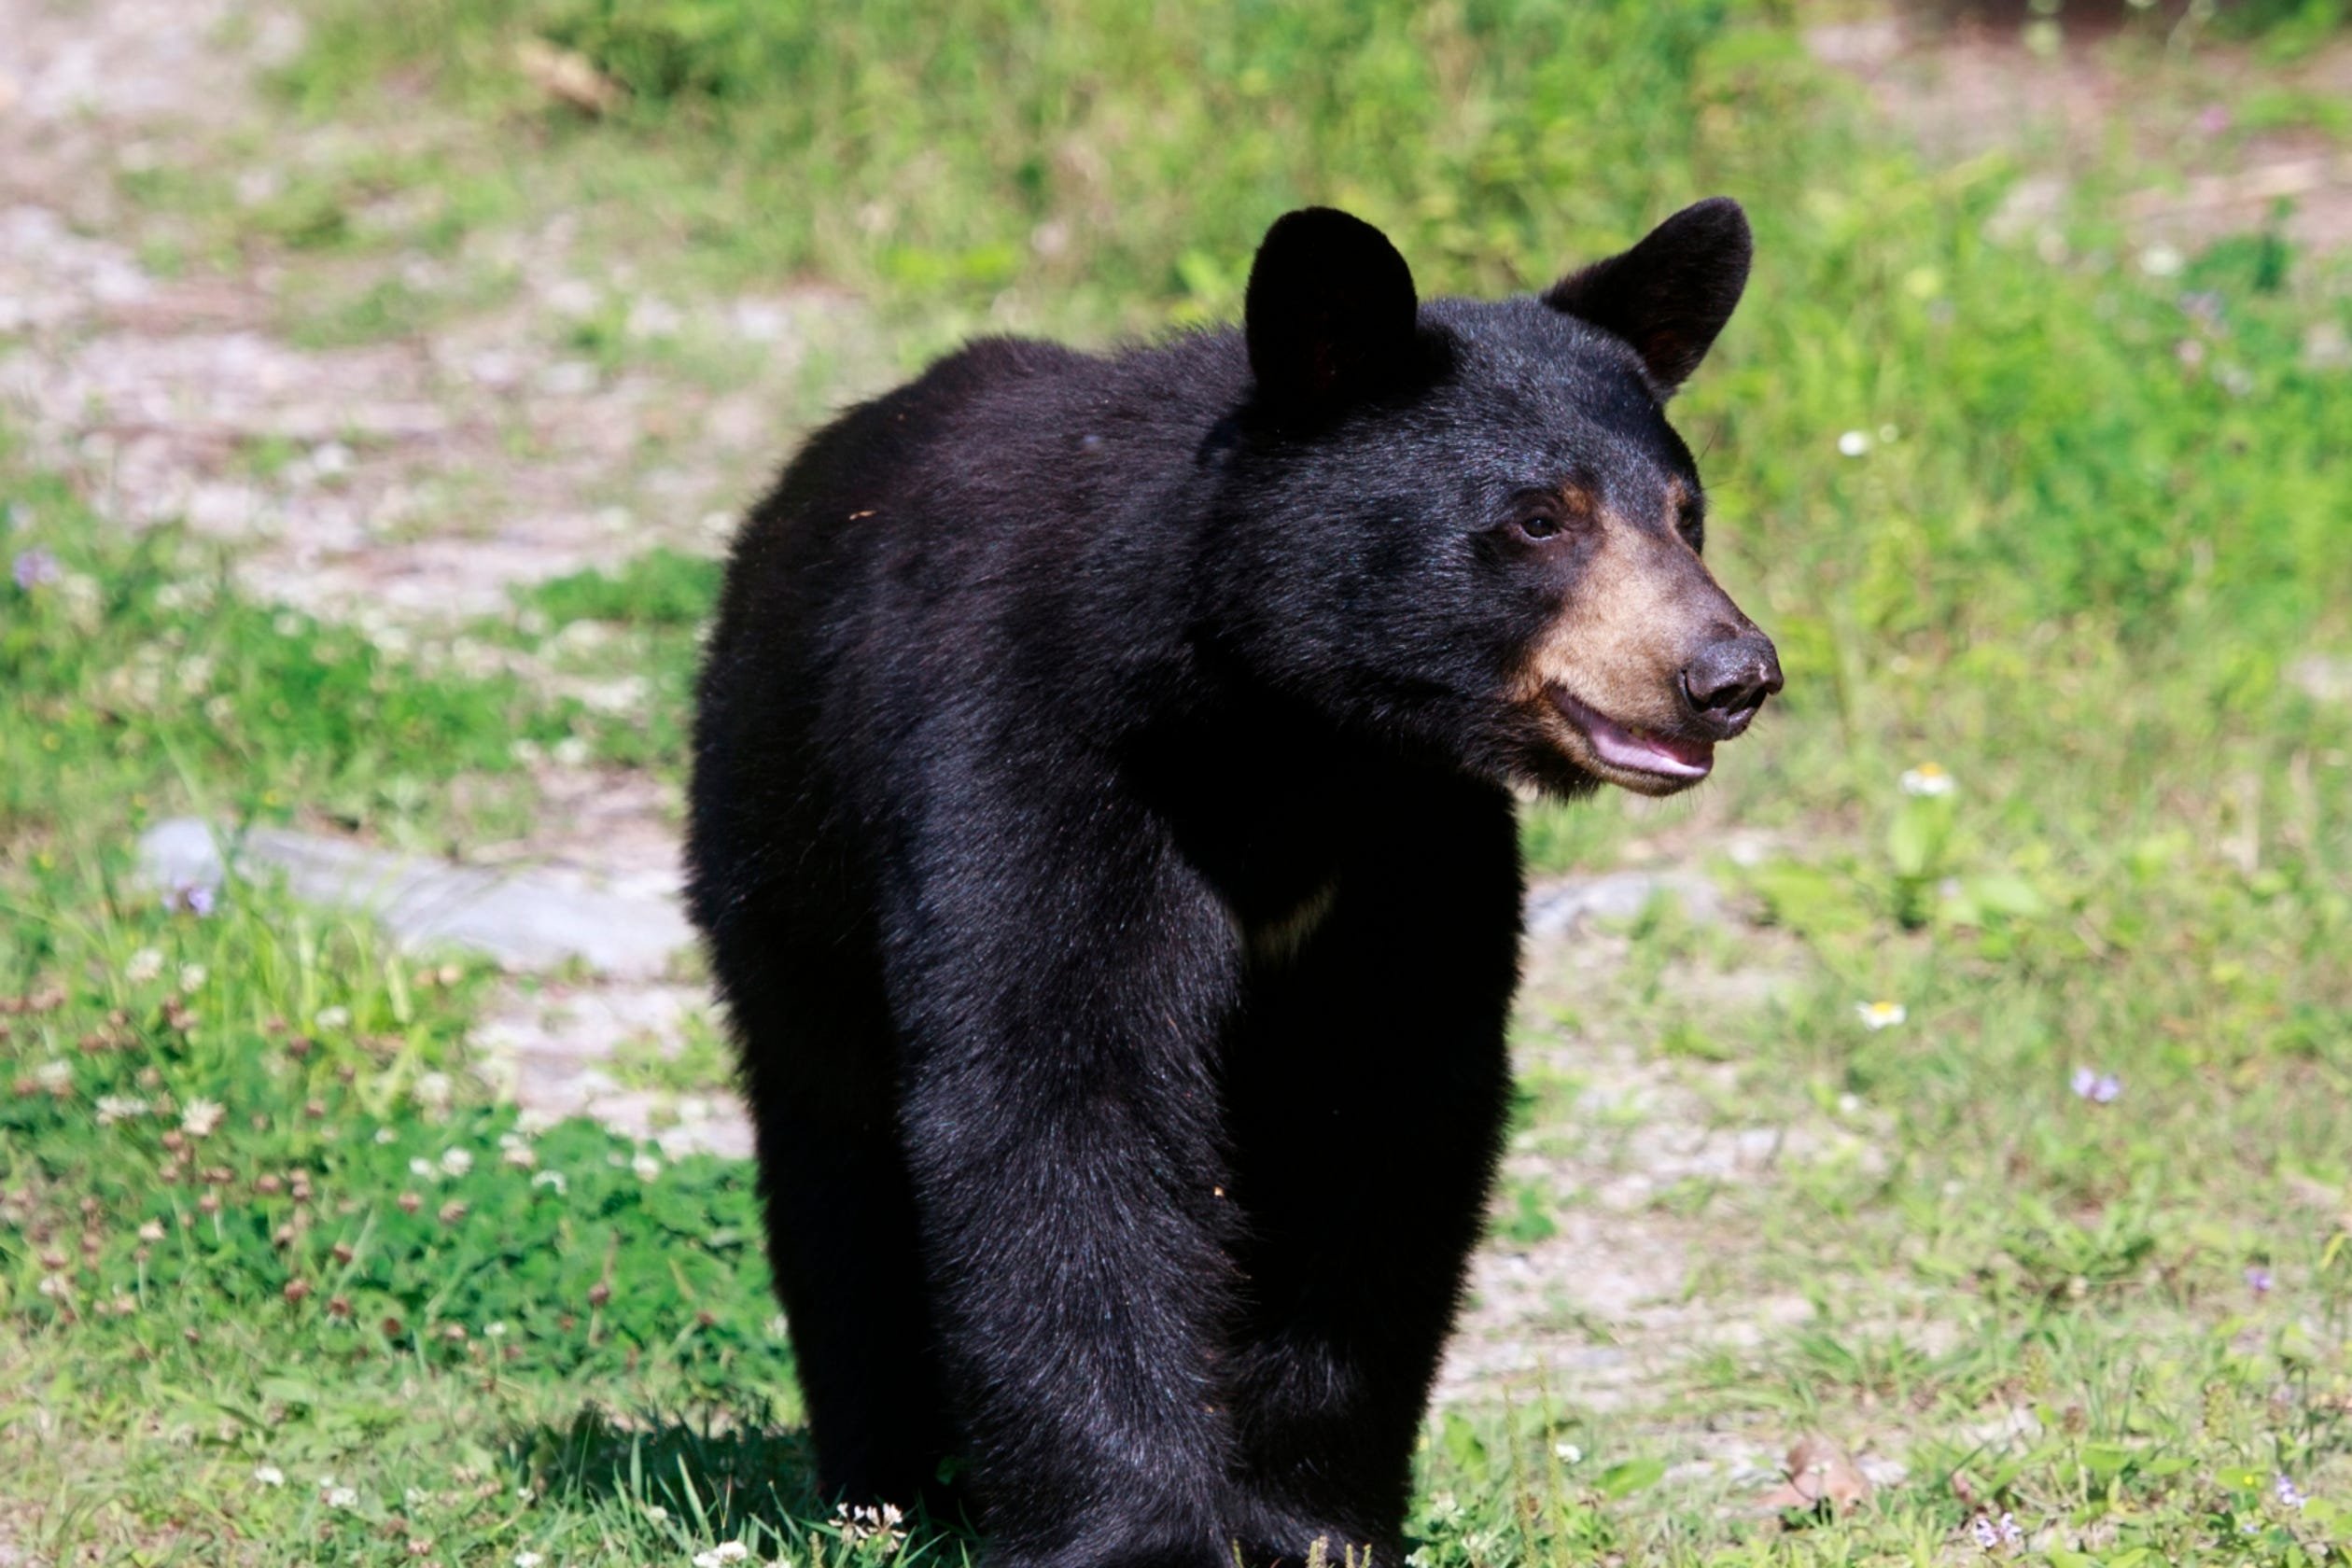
left=1245, top=207, right=1421, bottom=422
left=1544, top=197, right=1752, bottom=397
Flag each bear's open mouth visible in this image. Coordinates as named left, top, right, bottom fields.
left=1547, top=685, right=1714, bottom=785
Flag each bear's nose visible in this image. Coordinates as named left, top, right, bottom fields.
left=1680, top=632, right=1783, bottom=736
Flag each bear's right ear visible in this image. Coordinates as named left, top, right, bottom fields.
left=1244, top=207, right=1421, bottom=422
left=1544, top=197, right=1752, bottom=397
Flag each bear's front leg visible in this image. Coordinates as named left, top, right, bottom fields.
left=889, top=806, right=1254, bottom=1568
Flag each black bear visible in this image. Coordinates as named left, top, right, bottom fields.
left=687, top=198, right=1781, bottom=1568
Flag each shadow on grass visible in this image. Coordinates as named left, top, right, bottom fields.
left=508, top=1402, right=981, bottom=1562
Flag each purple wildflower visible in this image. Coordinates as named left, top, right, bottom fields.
left=12, top=549, right=61, bottom=591
left=2275, top=1475, right=2306, bottom=1511
left=1969, top=1513, right=2025, bottom=1553
left=167, top=882, right=217, bottom=917
left=2070, top=1067, right=2121, bottom=1103
left=2245, top=1266, right=2275, bottom=1297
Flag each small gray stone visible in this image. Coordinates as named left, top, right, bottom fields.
left=2289, top=654, right=2352, bottom=704
left=1523, top=870, right=1722, bottom=937
left=136, top=817, right=693, bottom=979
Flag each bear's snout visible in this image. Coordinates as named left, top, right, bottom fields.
left=1679, top=630, right=1783, bottom=739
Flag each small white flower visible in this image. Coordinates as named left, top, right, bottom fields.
left=180, top=1098, right=225, bottom=1138
left=514, top=1554, right=545, bottom=1568
left=643, top=1503, right=668, bottom=1522
left=632, top=1152, right=663, bottom=1183
left=178, top=963, right=207, bottom=991
left=314, top=1005, right=351, bottom=1030
left=254, top=1463, right=286, bottom=1487
left=531, top=1169, right=568, bottom=1195
left=410, top=1156, right=439, bottom=1180
left=137, top=1220, right=166, bottom=1242
left=1553, top=1441, right=1583, bottom=1463
left=485, top=1321, right=509, bottom=1337
left=502, top=1142, right=539, bottom=1170
left=440, top=1146, right=474, bottom=1177
left=126, top=947, right=164, bottom=984
left=374, top=1127, right=398, bottom=1144
left=1837, top=429, right=1871, bottom=457
left=34, top=1058, right=71, bottom=1089
left=96, top=1095, right=151, bottom=1125
left=1855, top=1001, right=1908, bottom=1030
left=694, top=1553, right=722, bottom=1568
left=715, top=1545, right=750, bottom=1563
left=2139, top=243, right=2185, bottom=277
left=1899, top=762, right=1955, bottom=797
left=325, top=1484, right=358, bottom=1508
left=413, top=1071, right=454, bottom=1110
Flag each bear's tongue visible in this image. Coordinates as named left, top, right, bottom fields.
left=1574, top=701, right=1714, bottom=780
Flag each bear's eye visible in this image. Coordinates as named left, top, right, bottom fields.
left=1676, top=502, right=1705, bottom=552
left=1517, top=511, right=1562, bottom=541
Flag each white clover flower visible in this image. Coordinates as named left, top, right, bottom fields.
left=485, top=1321, right=509, bottom=1337
left=413, top=1071, right=454, bottom=1111
left=55, top=571, right=103, bottom=630
left=531, top=1169, right=568, bottom=1195
left=126, top=947, right=164, bottom=984
left=502, top=1142, right=539, bottom=1170
left=716, top=1545, right=751, bottom=1563
left=34, top=1058, right=72, bottom=1089
left=96, top=1095, right=151, bottom=1126
left=180, top=1098, right=225, bottom=1138
left=632, top=1152, right=663, bottom=1183
left=1855, top=1001, right=1908, bottom=1030
left=410, top=1156, right=440, bottom=1181
left=254, top=1463, right=286, bottom=1487
left=1899, top=762, right=1955, bottom=797
left=138, top=1220, right=166, bottom=1242
left=440, top=1146, right=474, bottom=1177
left=179, top=963, right=207, bottom=991
left=1553, top=1442, right=1582, bottom=1463
left=2138, top=243, right=2184, bottom=277
left=1837, top=429, right=1871, bottom=457
left=514, top=1554, right=544, bottom=1568
left=325, top=1485, right=358, bottom=1508
left=315, top=1005, right=352, bottom=1030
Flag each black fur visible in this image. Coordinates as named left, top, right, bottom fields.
left=688, top=201, right=1756, bottom=1567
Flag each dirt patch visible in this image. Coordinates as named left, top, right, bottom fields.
left=1810, top=11, right=2352, bottom=254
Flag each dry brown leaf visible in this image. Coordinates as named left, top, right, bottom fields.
left=515, top=37, right=625, bottom=117
left=1757, top=1435, right=1873, bottom=1519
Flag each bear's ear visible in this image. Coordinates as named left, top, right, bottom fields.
left=1244, top=207, right=1421, bottom=421
left=1544, top=197, right=1751, bottom=397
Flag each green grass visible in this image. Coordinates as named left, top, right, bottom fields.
left=9, top=0, right=2352, bottom=1561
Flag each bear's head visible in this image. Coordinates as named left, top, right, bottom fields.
left=1208, top=201, right=1781, bottom=799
